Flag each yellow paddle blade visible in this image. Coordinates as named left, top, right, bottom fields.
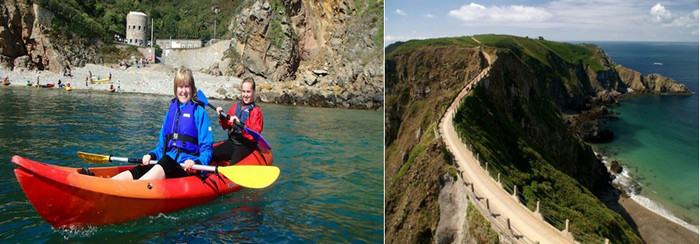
left=76, top=151, right=111, bottom=164
left=217, top=165, right=280, bottom=189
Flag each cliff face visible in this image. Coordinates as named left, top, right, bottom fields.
left=226, top=0, right=383, bottom=109
left=384, top=35, right=665, bottom=243
left=384, top=46, right=487, bottom=243
left=0, top=0, right=99, bottom=72
left=616, top=65, right=691, bottom=94
left=2, top=0, right=383, bottom=109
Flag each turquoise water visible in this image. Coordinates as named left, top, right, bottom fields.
left=0, top=87, right=383, bottom=242
left=592, top=42, right=699, bottom=227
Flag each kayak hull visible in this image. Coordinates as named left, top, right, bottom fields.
left=90, top=78, right=110, bottom=83
left=12, top=148, right=273, bottom=228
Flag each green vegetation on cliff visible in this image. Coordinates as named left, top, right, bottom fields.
left=37, top=0, right=242, bottom=41
left=454, top=86, right=640, bottom=243
left=385, top=35, right=644, bottom=243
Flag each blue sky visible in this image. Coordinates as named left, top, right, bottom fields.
left=385, top=0, right=699, bottom=45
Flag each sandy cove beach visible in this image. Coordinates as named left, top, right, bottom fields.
left=619, top=198, right=698, bottom=243
left=1, top=64, right=244, bottom=99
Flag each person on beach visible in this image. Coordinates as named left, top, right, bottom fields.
left=111, top=67, right=213, bottom=180
left=211, top=77, right=263, bottom=164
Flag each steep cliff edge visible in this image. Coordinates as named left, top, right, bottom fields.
left=384, top=43, right=489, bottom=243
left=384, top=35, right=689, bottom=243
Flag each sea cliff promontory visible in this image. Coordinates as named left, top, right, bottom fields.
left=385, top=34, right=691, bottom=243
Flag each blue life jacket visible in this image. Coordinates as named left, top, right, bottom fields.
left=164, top=99, right=200, bottom=154
left=231, top=102, right=257, bottom=136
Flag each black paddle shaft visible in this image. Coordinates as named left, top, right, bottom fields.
left=205, top=102, right=244, bottom=129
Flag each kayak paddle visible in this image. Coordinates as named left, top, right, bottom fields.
left=76, top=151, right=279, bottom=189
left=195, top=90, right=271, bottom=150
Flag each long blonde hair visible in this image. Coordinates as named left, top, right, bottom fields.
left=173, top=67, right=197, bottom=101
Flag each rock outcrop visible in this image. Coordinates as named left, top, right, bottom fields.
left=1, top=0, right=382, bottom=110
left=616, top=65, right=691, bottom=94
left=225, top=0, right=383, bottom=109
left=1, top=0, right=98, bottom=72
left=385, top=35, right=662, bottom=243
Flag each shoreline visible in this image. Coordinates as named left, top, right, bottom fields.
left=596, top=152, right=699, bottom=242
left=618, top=196, right=699, bottom=243
left=0, top=63, right=383, bottom=110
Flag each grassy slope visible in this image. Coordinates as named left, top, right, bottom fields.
left=385, top=46, right=486, bottom=243
left=386, top=35, right=641, bottom=243
left=454, top=86, right=640, bottom=243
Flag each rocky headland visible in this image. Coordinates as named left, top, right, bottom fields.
left=385, top=35, right=692, bottom=243
left=0, top=0, right=383, bottom=109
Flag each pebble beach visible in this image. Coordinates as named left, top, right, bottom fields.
left=1, top=63, right=244, bottom=100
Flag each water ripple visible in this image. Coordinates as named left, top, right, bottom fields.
left=0, top=87, right=383, bottom=242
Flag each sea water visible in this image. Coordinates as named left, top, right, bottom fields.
left=591, top=42, right=699, bottom=230
left=0, top=87, right=383, bottom=242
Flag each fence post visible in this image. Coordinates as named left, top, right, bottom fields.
left=497, top=173, right=501, bottom=186
left=605, top=238, right=609, bottom=244
left=534, top=200, right=543, bottom=220
left=512, top=185, right=519, bottom=202
left=485, top=162, right=489, bottom=173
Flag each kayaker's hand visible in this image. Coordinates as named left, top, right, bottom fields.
left=183, top=159, right=195, bottom=172
left=229, top=115, right=240, bottom=125
left=142, top=154, right=151, bottom=166
left=216, top=107, right=224, bottom=118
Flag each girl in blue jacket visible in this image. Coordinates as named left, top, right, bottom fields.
left=112, top=67, right=213, bottom=180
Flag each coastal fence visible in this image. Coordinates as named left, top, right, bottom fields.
left=438, top=52, right=611, bottom=243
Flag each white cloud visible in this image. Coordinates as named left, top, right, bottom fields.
left=385, top=35, right=406, bottom=44
left=396, top=9, right=407, bottom=16
left=669, top=9, right=699, bottom=27
left=650, top=3, right=672, bottom=23
left=423, top=13, right=436, bottom=19
left=448, top=3, right=551, bottom=23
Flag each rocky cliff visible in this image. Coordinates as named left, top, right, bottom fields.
left=1, top=0, right=383, bottom=109
left=225, top=0, right=383, bottom=109
left=384, top=35, right=683, bottom=243
left=0, top=0, right=99, bottom=72
left=385, top=45, right=489, bottom=243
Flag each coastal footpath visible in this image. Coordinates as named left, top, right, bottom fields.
left=385, top=35, right=693, bottom=243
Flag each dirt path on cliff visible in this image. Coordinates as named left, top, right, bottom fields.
left=438, top=50, right=575, bottom=244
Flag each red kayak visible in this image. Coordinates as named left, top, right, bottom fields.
left=12, top=148, right=273, bottom=228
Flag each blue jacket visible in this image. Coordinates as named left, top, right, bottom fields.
left=149, top=100, right=213, bottom=166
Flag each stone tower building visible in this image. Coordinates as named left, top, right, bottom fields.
left=126, top=11, right=148, bottom=46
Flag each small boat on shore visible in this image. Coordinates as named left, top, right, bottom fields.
left=90, top=78, right=110, bottom=83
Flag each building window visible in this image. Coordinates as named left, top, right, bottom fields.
left=138, top=26, right=141, bottom=30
